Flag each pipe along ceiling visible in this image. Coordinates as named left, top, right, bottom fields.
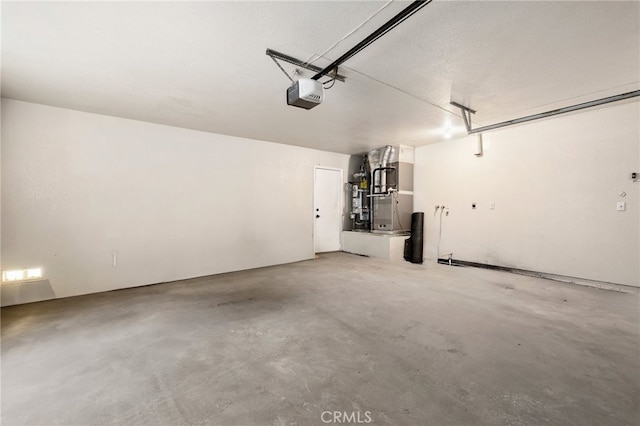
left=267, top=0, right=431, bottom=85
left=270, top=0, right=638, bottom=134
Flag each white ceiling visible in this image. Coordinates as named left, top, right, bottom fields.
left=2, top=1, right=639, bottom=155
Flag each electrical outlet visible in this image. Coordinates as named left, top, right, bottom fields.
left=490, top=202, right=496, bottom=210
left=616, top=201, right=626, bottom=211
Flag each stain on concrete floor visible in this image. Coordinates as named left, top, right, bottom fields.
left=1, top=252, right=639, bottom=425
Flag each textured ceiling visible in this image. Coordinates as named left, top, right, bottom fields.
left=2, top=1, right=639, bottom=155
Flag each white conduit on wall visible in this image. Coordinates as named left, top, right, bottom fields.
left=435, top=205, right=450, bottom=261
left=474, top=134, right=483, bottom=157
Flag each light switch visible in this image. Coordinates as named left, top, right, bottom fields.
left=616, top=201, right=626, bottom=211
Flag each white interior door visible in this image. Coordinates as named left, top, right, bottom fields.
left=314, top=167, right=342, bottom=253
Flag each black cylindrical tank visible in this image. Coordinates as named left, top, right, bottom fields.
left=404, top=212, right=424, bottom=264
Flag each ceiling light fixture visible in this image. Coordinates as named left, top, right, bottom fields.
left=443, top=124, right=452, bottom=139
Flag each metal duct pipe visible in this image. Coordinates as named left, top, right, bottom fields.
left=311, top=0, right=432, bottom=81
left=380, top=145, right=392, bottom=192
left=381, top=144, right=392, bottom=166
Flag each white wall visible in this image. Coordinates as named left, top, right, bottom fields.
left=415, top=100, right=640, bottom=287
left=1, top=99, right=349, bottom=302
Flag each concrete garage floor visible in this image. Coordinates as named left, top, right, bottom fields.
left=1, top=253, right=639, bottom=426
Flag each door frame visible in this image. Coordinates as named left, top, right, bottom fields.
left=313, top=165, right=344, bottom=254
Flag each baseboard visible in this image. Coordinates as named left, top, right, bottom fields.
left=436, top=258, right=639, bottom=294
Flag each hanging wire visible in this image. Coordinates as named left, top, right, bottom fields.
left=270, top=56, right=294, bottom=83
left=268, top=1, right=396, bottom=87
left=323, top=78, right=336, bottom=89
left=303, top=0, right=394, bottom=67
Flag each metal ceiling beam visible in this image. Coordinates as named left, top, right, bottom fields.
left=311, top=0, right=433, bottom=81
left=450, top=101, right=475, bottom=133
left=265, top=49, right=346, bottom=82
left=452, top=90, right=640, bottom=134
